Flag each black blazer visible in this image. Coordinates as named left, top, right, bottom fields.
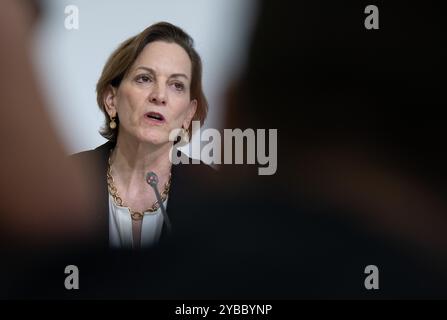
left=8, top=142, right=447, bottom=298
left=71, top=140, right=218, bottom=249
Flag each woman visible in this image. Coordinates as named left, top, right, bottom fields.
left=72, top=22, right=215, bottom=250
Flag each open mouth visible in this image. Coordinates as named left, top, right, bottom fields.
left=145, top=112, right=165, bottom=122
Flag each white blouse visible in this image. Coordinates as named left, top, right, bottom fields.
left=108, top=194, right=167, bottom=249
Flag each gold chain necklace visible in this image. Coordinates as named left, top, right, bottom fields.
left=106, top=154, right=171, bottom=221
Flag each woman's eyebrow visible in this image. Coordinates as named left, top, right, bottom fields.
left=170, top=73, right=189, bottom=80
left=135, top=66, right=188, bottom=80
left=135, top=66, right=155, bottom=74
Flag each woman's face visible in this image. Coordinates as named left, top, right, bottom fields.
left=105, top=41, right=197, bottom=145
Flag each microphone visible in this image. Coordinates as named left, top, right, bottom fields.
left=146, top=171, right=172, bottom=234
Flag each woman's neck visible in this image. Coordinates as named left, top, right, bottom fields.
left=110, top=134, right=173, bottom=192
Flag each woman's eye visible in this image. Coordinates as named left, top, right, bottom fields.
left=136, top=75, right=152, bottom=83
left=173, top=82, right=185, bottom=91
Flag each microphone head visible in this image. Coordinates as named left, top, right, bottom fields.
left=145, top=171, right=159, bottom=187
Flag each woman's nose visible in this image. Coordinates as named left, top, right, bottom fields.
left=149, top=84, right=167, bottom=105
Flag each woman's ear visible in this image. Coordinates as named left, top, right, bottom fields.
left=103, top=85, right=117, bottom=117
left=183, top=99, right=198, bottom=129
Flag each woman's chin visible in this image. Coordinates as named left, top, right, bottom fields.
left=138, top=134, right=169, bottom=146
left=124, top=129, right=170, bottom=146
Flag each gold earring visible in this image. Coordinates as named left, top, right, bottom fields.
left=109, top=116, right=117, bottom=129
left=182, top=127, right=190, bottom=143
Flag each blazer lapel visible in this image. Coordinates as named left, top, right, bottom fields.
left=160, top=161, right=184, bottom=242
